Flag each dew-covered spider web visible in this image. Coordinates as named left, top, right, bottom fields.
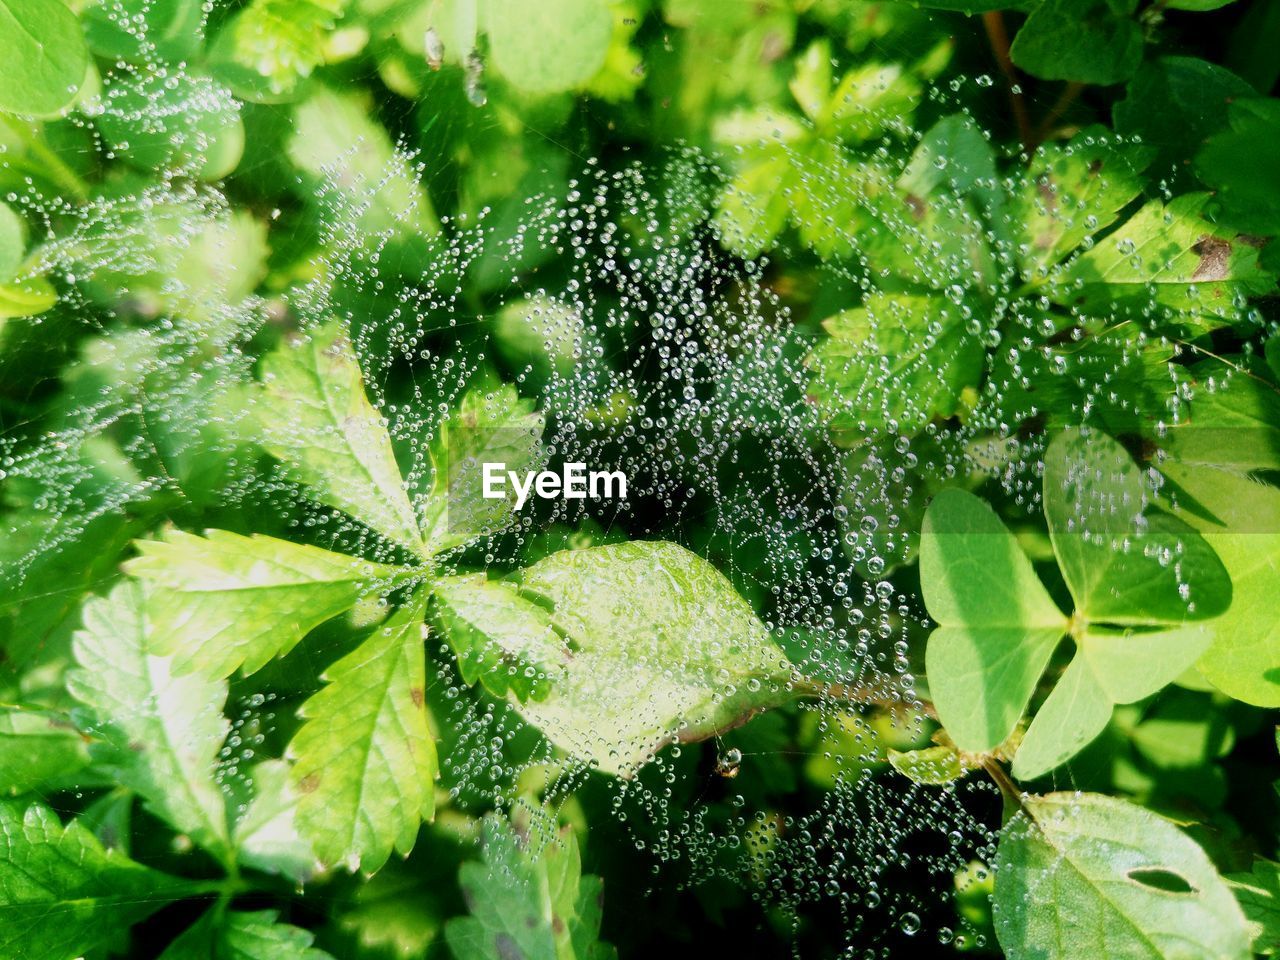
left=0, top=4, right=1259, bottom=955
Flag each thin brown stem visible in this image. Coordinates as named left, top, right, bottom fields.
left=982, top=11, right=1034, bottom=153
left=1034, top=81, right=1086, bottom=147
left=792, top=677, right=938, bottom=721
left=980, top=756, right=1027, bottom=814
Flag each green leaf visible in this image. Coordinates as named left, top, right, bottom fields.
left=887, top=745, right=972, bottom=786
left=209, top=0, right=346, bottom=101
left=92, top=68, right=244, bottom=180
left=0, top=0, right=89, bottom=115
left=1114, top=57, right=1254, bottom=180
left=1043, top=428, right=1231, bottom=624
left=160, top=908, right=334, bottom=960
left=431, top=574, right=565, bottom=702
left=67, top=581, right=232, bottom=856
left=0, top=705, right=89, bottom=796
left=287, top=87, right=437, bottom=239
left=1058, top=194, right=1276, bottom=326
left=511, top=541, right=795, bottom=776
left=421, top=383, right=546, bottom=552
left=921, top=488, right=1066, bottom=753
left=1160, top=369, right=1280, bottom=472
left=806, top=293, right=985, bottom=439
left=482, top=0, right=613, bottom=94
left=1227, top=859, right=1280, bottom=955
left=1010, top=0, right=1143, bottom=85
left=126, top=528, right=408, bottom=677
left=1012, top=653, right=1114, bottom=780
left=446, top=810, right=617, bottom=960
left=0, top=275, right=57, bottom=318
left=0, top=200, right=22, bottom=281
left=1160, top=462, right=1280, bottom=706
left=1195, top=98, right=1280, bottom=236
left=257, top=324, right=427, bottom=557
left=290, top=592, right=436, bottom=872
left=0, top=801, right=189, bottom=960
left=1013, top=625, right=1214, bottom=780
left=994, top=792, right=1251, bottom=959
left=1012, top=126, right=1152, bottom=275
left=232, top=760, right=317, bottom=883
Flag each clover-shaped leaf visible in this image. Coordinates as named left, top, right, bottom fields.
left=923, top=428, right=1231, bottom=779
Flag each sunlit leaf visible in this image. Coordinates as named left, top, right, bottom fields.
left=0, top=0, right=89, bottom=115
left=67, top=581, right=232, bottom=856
left=994, top=792, right=1251, bottom=959
left=290, top=592, right=436, bottom=872
left=126, top=528, right=410, bottom=678
left=510, top=541, right=795, bottom=776
left=921, top=488, right=1066, bottom=753
left=257, top=323, right=428, bottom=558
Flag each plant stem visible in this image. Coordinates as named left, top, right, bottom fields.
left=982, top=11, right=1034, bottom=153
left=980, top=756, right=1026, bottom=814
left=792, top=676, right=938, bottom=720
left=1034, top=81, right=1086, bottom=146
left=0, top=115, right=90, bottom=202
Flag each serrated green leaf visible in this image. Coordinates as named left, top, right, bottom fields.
left=1010, top=0, right=1143, bottom=85
left=1195, top=98, right=1280, bottom=237
left=1058, top=194, right=1276, bottom=326
left=67, top=581, right=232, bottom=857
left=1013, top=126, right=1152, bottom=276
left=0, top=0, right=89, bottom=116
left=806, top=293, right=985, bottom=439
left=0, top=705, right=89, bottom=796
left=921, top=488, right=1066, bottom=753
left=1044, top=428, right=1231, bottom=624
left=160, top=908, right=335, bottom=960
left=1227, top=859, right=1280, bottom=955
left=126, top=528, right=408, bottom=677
left=994, top=792, right=1251, bottom=959
left=511, top=541, right=794, bottom=776
left=482, top=0, right=613, bottom=94
left=431, top=574, right=565, bottom=702
left=0, top=801, right=189, bottom=960
left=1160, top=369, right=1280, bottom=471
left=257, top=324, right=428, bottom=557
left=290, top=592, right=436, bottom=872
left=421, top=383, right=546, bottom=552
left=209, top=0, right=347, bottom=101
left=446, top=810, right=616, bottom=960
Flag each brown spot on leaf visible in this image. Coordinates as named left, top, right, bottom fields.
left=552, top=915, right=566, bottom=935
left=1087, top=158, right=1103, bottom=176
left=298, top=772, right=321, bottom=794
left=903, top=194, right=927, bottom=222
left=1191, top=235, right=1233, bottom=281
left=410, top=687, right=425, bottom=708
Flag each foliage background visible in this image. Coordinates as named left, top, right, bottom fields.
left=0, top=0, right=1279, bottom=958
